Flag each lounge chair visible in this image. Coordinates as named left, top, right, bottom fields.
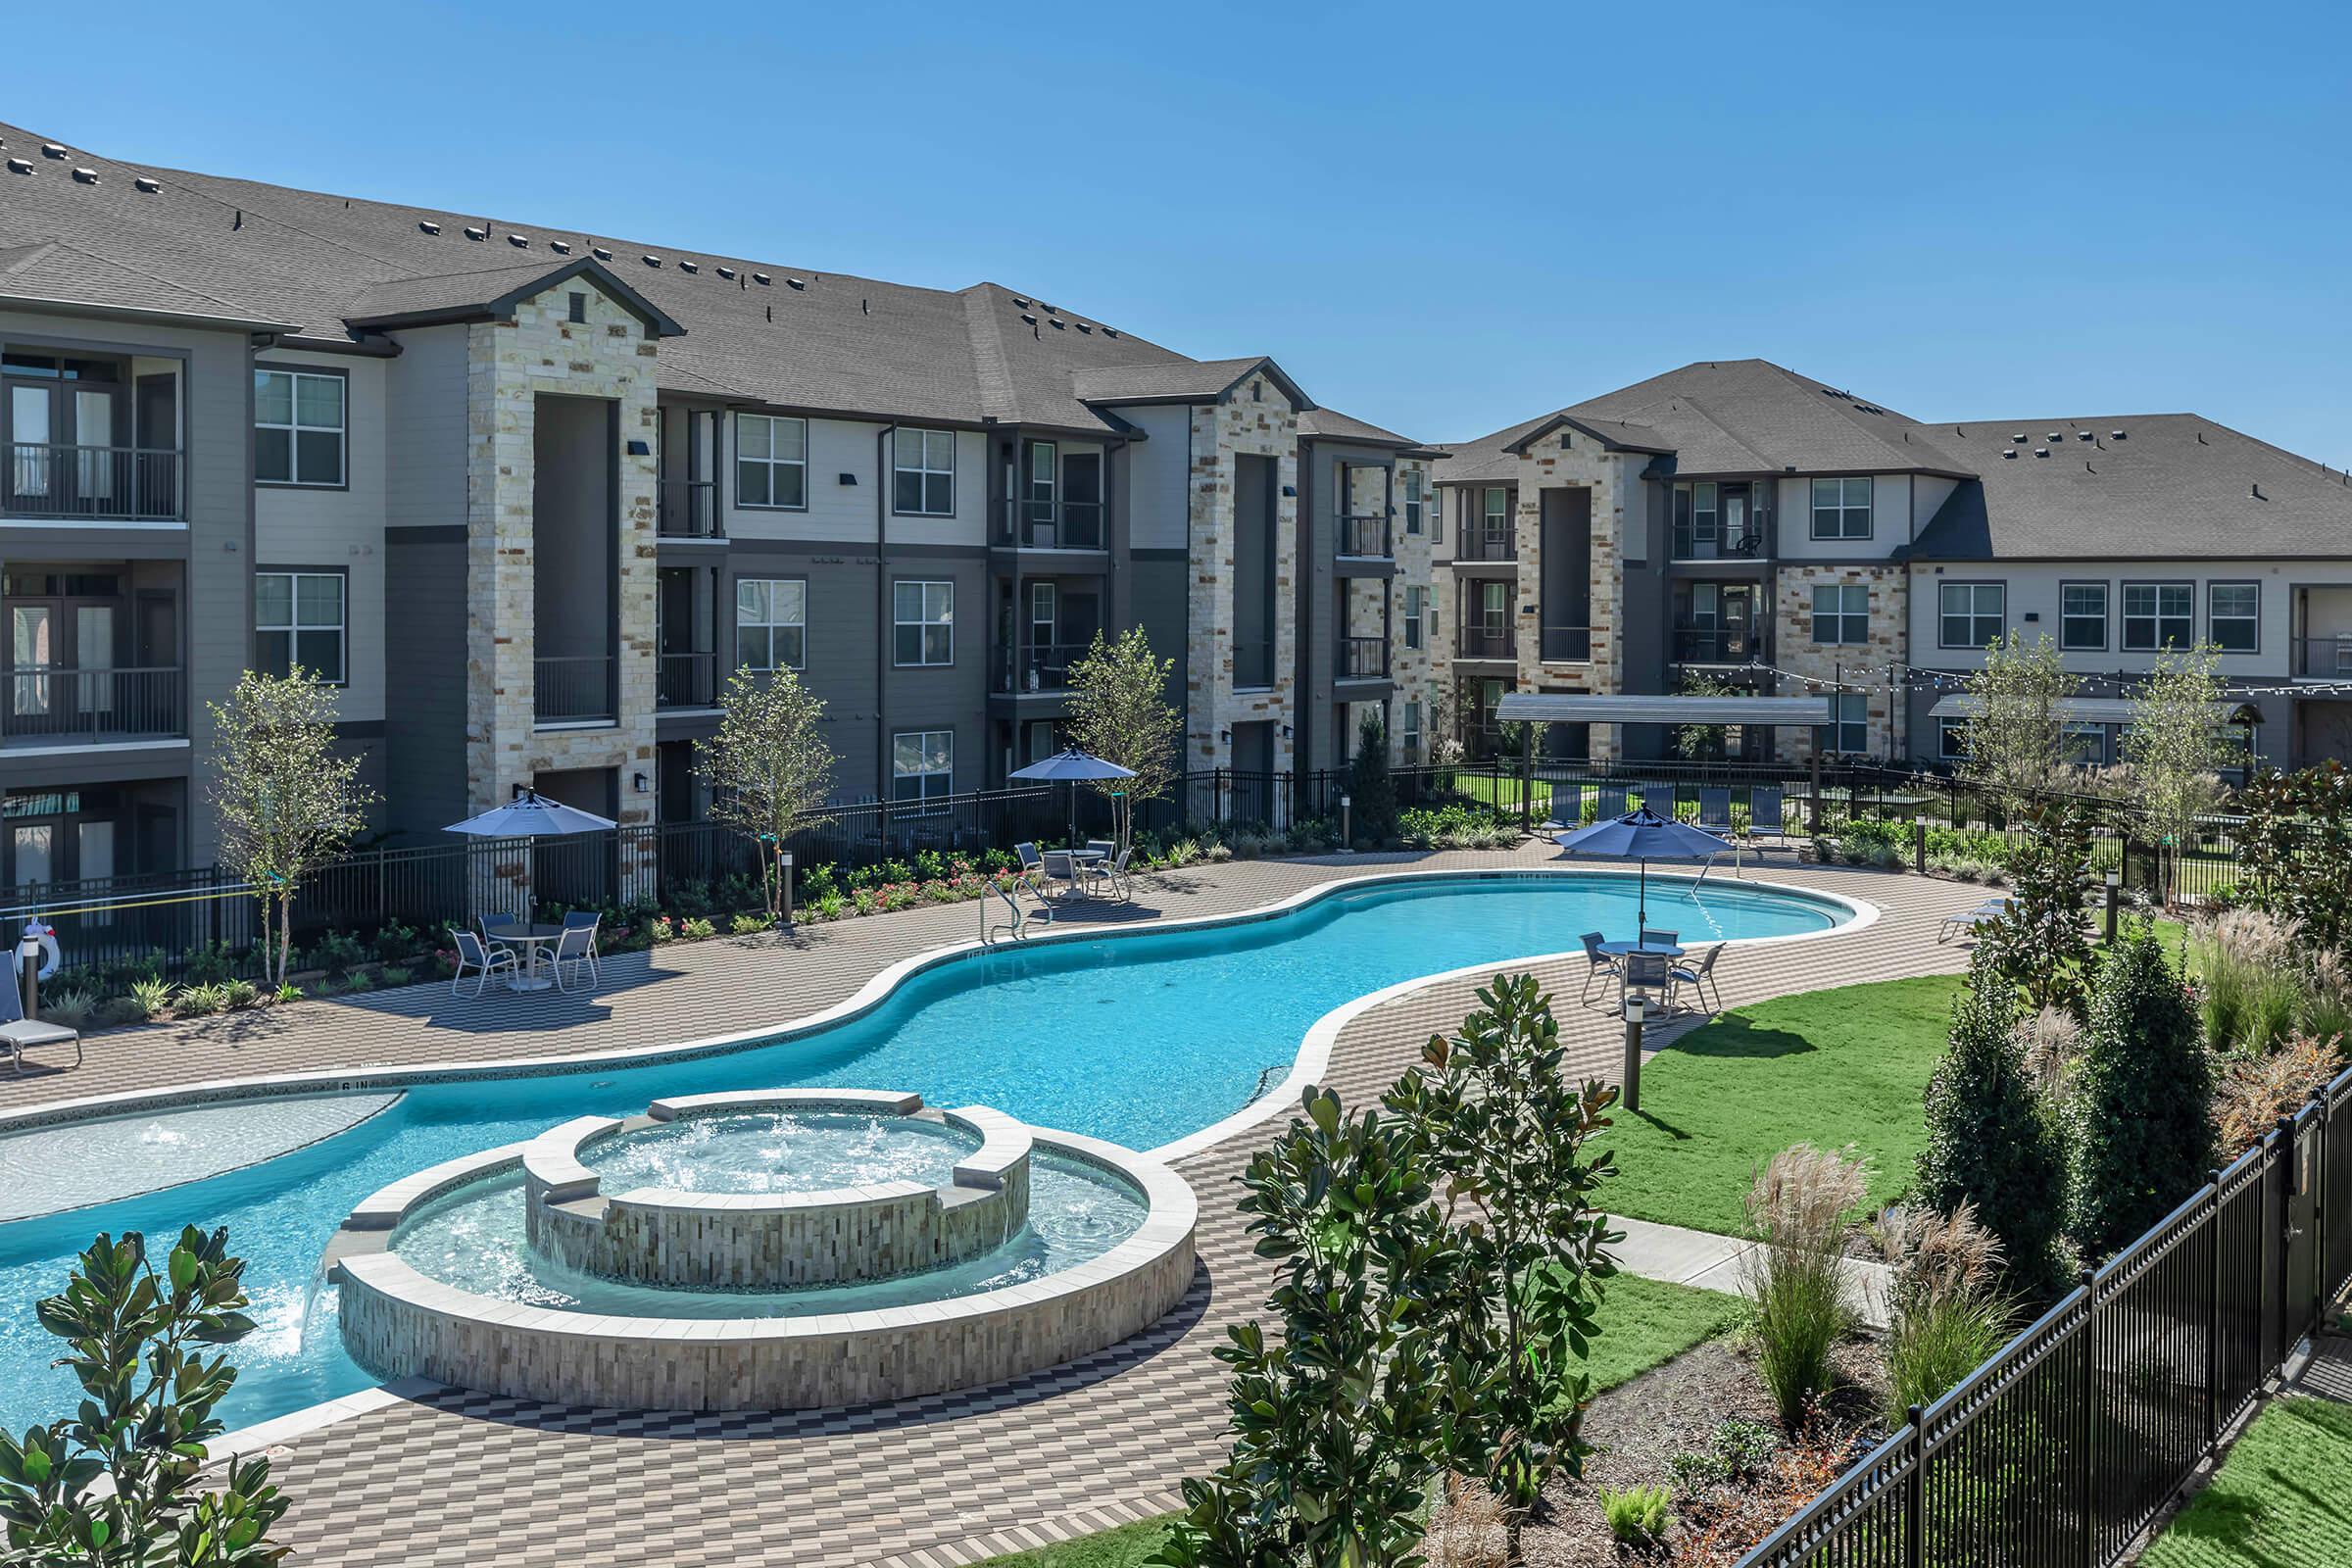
left=451, top=928, right=518, bottom=999
left=1579, top=931, right=1620, bottom=1005
left=1594, top=786, right=1630, bottom=821
left=1938, top=898, right=2014, bottom=944
left=1672, top=944, right=1725, bottom=1012
left=551, top=925, right=598, bottom=993
left=0, top=975, right=80, bottom=1075
left=1745, top=787, right=1788, bottom=846
left=1695, top=788, right=1735, bottom=834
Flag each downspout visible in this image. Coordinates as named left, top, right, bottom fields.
left=875, top=423, right=896, bottom=807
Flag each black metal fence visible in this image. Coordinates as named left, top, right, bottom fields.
left=1739, top=1062, right=2352, bottom=1568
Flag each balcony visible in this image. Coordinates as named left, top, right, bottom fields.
left=1454, top=524, right=1515, bottom=563
left=658, top=479, right=720, bottom=539
left=1337, top=636, right=1390, bottom=681
left=1540, top=625, right=1592, bottom=662
left=1671, top=626, right=1761, bottom=664
left=536, top=655, right=615, bottom=725
left=657, top=651, right=717, bottom=709
left=999, top=501, right=1104, bottom=552
left=1671, top=527, right=1766, bottom=562
left=0, top=665, right=184, bottom=748
left=1338, top=514, right=1392, bottom=559
left=996, top=641, right=1091, bottom=695
left=3, top=445, right=181, bottom=521
left=1457, top=624, right=1516, bottom=661
left=1233, top=639, right=1274, bottom=690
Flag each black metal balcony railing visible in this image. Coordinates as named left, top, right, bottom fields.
left=1672, top=626, right=1760, bottom=663
left=996, top=641, right=1092, bottom=694
left=1541, top=625, right=1592, bottom=662
left=1453, top=524, right=1515, bottom=563
left=658, top=479, right=720, bottom=538
left=2293, top=635, right=2352, bottom=679
left=0, top=665, right=185, bottom=745
left=1671, top=527, right=1766, bottom=561
left=1457, top=624, right=1516, bottom=660
left=1233, top=639, right=1274, bottom=690
left=1001, top=501, right=1104, bottom=551
left=657, top=651, right=717, bottom=709
left=1338, top=514, right=1392, bottom=559
left=536, top=656, right=615, bottom=724
left=3, top=445, right=181, bottom=520
left=1337, top=636, right=1390, bottom=680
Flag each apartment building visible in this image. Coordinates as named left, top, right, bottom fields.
left=0, top=122, right=1440, bottom=887
left=1433, top=360, right=2352, bottom=770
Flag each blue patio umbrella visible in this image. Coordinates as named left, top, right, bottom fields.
left=445, top=788, right=617, bottom=837
left=1009, top=746, right=1135, bottom=845
left=1553, top=806, right=1730, bottom=929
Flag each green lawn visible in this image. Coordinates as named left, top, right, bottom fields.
left=971, top=1275, right=1741, bottom=1567
left=1590, top=973, right=1963, bottom=1235
left=2140, top=1396, right=2352, bottom=1568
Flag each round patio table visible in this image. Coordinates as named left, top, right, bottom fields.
left=492, top=923, right=566, bottom=992
left=1597, top=940, right=1685, bottom=960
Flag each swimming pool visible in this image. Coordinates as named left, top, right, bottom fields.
left=0, top=867, right=1855, bottom=1431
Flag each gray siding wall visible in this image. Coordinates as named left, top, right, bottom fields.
left=380, top=324, right=471, bottom=840
left=1127, top=555, right=1189, bottom=719
left=1121, top=406, right=1193, bottom=552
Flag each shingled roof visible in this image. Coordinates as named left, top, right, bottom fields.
left=0, top=121, right=1396, bottom=442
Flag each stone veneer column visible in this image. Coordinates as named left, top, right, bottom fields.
left=1185, top=378, right=1299, bottom=771
left=1769, top=564, right=1909, bottom=761
left=465, top=283, right=662, bottom=848
left=1509, top=442, right=1633, bottom=762
left=1388, top=456, right=1442, bottom=761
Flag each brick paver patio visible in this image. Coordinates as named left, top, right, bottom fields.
left=3, top=846, right=1987, bottom=1565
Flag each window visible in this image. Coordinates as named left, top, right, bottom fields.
left=1817, top=692, right=1869, bottom=755
left=1401, top=699, right=1422, bottom=762
left=892, top=730, right=954, bottom=811
left=1937, top=717, right=1971, bottom=761
left=255, top=570, right=346, bottom=681
left=567, top=292, right=587, bottom=323
left=735, top=414, right=807, bottom=509
left=1810, top=476, right=1873, bottom=540
left=253, top=368, right=345, bottom=486
left=2210, top=582, right=2259, bottom=654
left=735, top=578, right=806, bottom=671
left=1687, top=482, right=1719, bottom=552
left=893, top=427, right=956, bottom=515
left=1939, top=581, right=2006, bottom=649
left=1404, top=470, right=1423, bottom=535
left=1403, top=585, right=1425, bottom=651
left=1481, top=487, right=1508, bottom=533
left=1811, top=584, right=1869, bottom=646
left=2123, top=582, right=2193, bottom=651
left=893, top=579, right=954, bottom=665
left=2061, top=722, right=2106, bottom=767
left=2060, top=582, right=2108, bottom=651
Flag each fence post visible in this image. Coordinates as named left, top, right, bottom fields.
left=2278, top=1114, right=2300, bottom=1363
left=2207, top=1170, right=2224, bottom=1446
left=1904, top=1405, right=1927, bottom=1568
left=1518, top=724, right=1534, bottom=836
left=2314, top=1088, right=2331, bottom=1346
left=2078, top=1266, right=2098, bottom=1568
left=1808, top=756, right=1823, bottom=836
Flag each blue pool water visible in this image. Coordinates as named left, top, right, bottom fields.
left=0, top=870, right=1845, bottom=1430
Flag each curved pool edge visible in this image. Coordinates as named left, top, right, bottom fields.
left=0, top=863, right=1876, bottom=1149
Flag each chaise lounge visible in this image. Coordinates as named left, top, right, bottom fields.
left=0, top=977, right=81, bottom=1075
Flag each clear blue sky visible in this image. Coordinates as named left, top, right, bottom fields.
left=9, top=1, right=2347, bottom=464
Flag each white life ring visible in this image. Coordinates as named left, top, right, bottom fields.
left=21, top=920, right=59, bottom=982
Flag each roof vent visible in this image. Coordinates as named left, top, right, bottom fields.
left=464, top=226, right=487, bottom=241
left=1049, top=318, right=1065, bottom=329
left=2002, top=448, right=2018, bottom=460
left=1019, top=313, right=1037, bottom=325
left=1102, top=327, right=1119, bottom=339
left=1075, top=321, right=1093, bottom=334
left=71, top=168, right=99, bottom=184
left=593, top=246, right=612, bottom=262
left=2077, top=430, right=2093, bottom=441
left=549, top=239, right=570, bottom=255
left=785, top=277, right=806, bottom=290
left=753, top=272, right=770, bottom=285
left=133, top=175, right=161, bottom=194
left=642, top=254, right=662, bottom=268
left=418, top=220, right=441, bottom=234
left=40, top=143, right=67, bottom=159
left=1012, top=296, right=1031, bottom=307
left=2034, top=447, right=2049, bottom=458
left=508, top=233, right=529, bottom=247
left=4, top=159, right=29, bottom=175
left=678, top=260, right=698, bottom=273
left=2252, top=482, right=2266, bottom=500
left=2012, top=433, right=2026, bottom=443
left=2110, top=429, right=2126, bottom=440
left=715, top=266, right=736, bottom=280
left=2046, top=431, right=2062, bottom=441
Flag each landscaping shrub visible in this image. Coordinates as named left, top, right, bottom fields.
left=2067, top=924, right=2214, bottom=1261
left=1422, top=1475, right=1507, bottom=1568
left=379, top=965, right=414, bottom=989
left=1872, top=1202, right=2013, bottom=1425
left=680, top=916, right=716, bottom=941
left=730, top=913, right=769, bottom=936
left=310, top=929, right=368, bottom=977
left=1348, top=712, right=1398, bottom=844
left=1981, top=804, right=2097, bottom=1015
left=36, top=987, right=95, bottom=1030
left=173, top=982, right=227, bottom=1017
left=1597, top=1484, right=1671, bottom=1546
left=2212, top=1031, right=2343, bottom=1155
left=222, top=978, right=261, bottom=1010
left=2193, top=908, right=2306, bottom=1054
left=1668, top=1418, right=1780, bottom=1492
left=1915, top=944, right=2071, bottom=1296
left=2235, top=761, right=2352, bottom=955
left=1739, top=1143, right=1866, bottom=1432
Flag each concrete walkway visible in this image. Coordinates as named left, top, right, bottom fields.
left=1615, top=1214, right=1892, bottom=1328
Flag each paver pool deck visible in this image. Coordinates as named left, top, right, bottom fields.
left=0, top=845, right=1987, bottom=1566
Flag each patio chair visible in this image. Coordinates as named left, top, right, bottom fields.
left=1100, top=847, right=1135, bottom=902
left=0, top=974, right=80, bottom=1075
left=1082, top=839, right=1117, bottom=895
left=1938, top=897, right=2014, bottom=944
left=1620, top=950, right=1673, bottom=1012
left=1579, top=931, right=1620, bottom=1005
left=1041, top=850, right=1083, bottom=901
left=481, top=912, right=524, bottom=953
left=551, top=925, right=598, bottom=994
left=561, top=910, right=603, bottom=986
left=1641, top=927, right=1680, bottom=950
left=450, top=929, right=517, bottom=1000
left=1672, top=944, right=1725, bottom=1013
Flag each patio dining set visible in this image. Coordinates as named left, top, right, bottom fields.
left=449, top=911, right=603, bottom=1000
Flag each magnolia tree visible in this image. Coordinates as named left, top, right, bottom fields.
left=696, top=665, right=837, bottom=918
left=1066, top=627, right=1180, bottom=853
left=209, top=669, right=375, bottom=987
left=1959, top=632, right=2069, bottom=813
left=2119, top=644, right=2236, bottom=908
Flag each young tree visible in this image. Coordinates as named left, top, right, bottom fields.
left=1983, top=804, right=2099, bottom=1016
left=1959, top=632, right=2070, bottom=813
left=695, top=664, right=838, bottom=918
left=1153, top=1088, right=1455, bottom=1568
left=1384, top=973, right=1620, bottom=1542
left=2118, top=644, right=2237, bottom=909
left=1065, top=627, right=1180, bottom=853
left=2238, top=761, right=2352, bottom=954
left=1674, top=668, right=1740, bottom=760
left=1915, top=943, right=2072, bottom=1296
left=2066, top=924, right=2215, bottom=1261
left=1347, top=710, right=1398, bottom=845
left=0, top=1226, right=290, bottom=1566
left=209, top=669, right=376, bottom=987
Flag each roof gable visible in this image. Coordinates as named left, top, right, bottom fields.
left=343, top=255, right=685, bottom=335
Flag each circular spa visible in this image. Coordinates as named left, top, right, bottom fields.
left=323, top=1090, right=1195, bottom=1411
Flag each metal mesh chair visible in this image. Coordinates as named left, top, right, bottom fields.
left=451, top=928, right=517, bottom=1000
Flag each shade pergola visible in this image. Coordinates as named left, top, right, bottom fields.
left=1494, top=693, right=1835, bottom=727
left=1927, top=695, right=2263, bottom=726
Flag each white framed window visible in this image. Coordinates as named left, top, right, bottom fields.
left=253, top=368, right=345, bottom=486
left=735, top=578, right=807, bottom=671
left=1817, top=691, right=1869, bottom=755
left=2061, top=722, right=2106, bottom=767
left=2061, top=582, right=2108, bottom=651
left=1401, top=699, right=1422, bottom=761
left=255, top=570, right=346, bottom=681
left=1811, top=584, right=1869, bottom=646
left=1403, top=469, right=1423, bottom=535
left=892, top=729, right=954, bottom=811
left=1481, top=487, right=1508, bottom=532
left=893, top=428, right=956, bottom=515
left=2123, top=582, right=2193, bottom=651
left=1403, top=585, right=1425, bottom=651
left=1939, top=581, right=2005, bottom=649
left=1810, top=476, right=1873, bottom=540
left=734, top=414, right=807, bottom=509
left=1937, top=716, right=1971, bottom=761
left=2209, top=582, right=2259, bottom=654
left=893, top=579, right=954, bottom=665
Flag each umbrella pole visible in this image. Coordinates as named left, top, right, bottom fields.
left=1639, top=859, right=1648, bottom=929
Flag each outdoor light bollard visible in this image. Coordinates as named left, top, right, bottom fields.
left=1621, top=994, right=1645, bottom=1114
left=1913, top=814, right=1928, bottom=876
left=2104, top=869, right=2121, bottom=944
left=1340, top=794, right=1353, bottom=854
left=780, top=852, right=795, bottom=930
left=18, top=918, right=48, bottom=1022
